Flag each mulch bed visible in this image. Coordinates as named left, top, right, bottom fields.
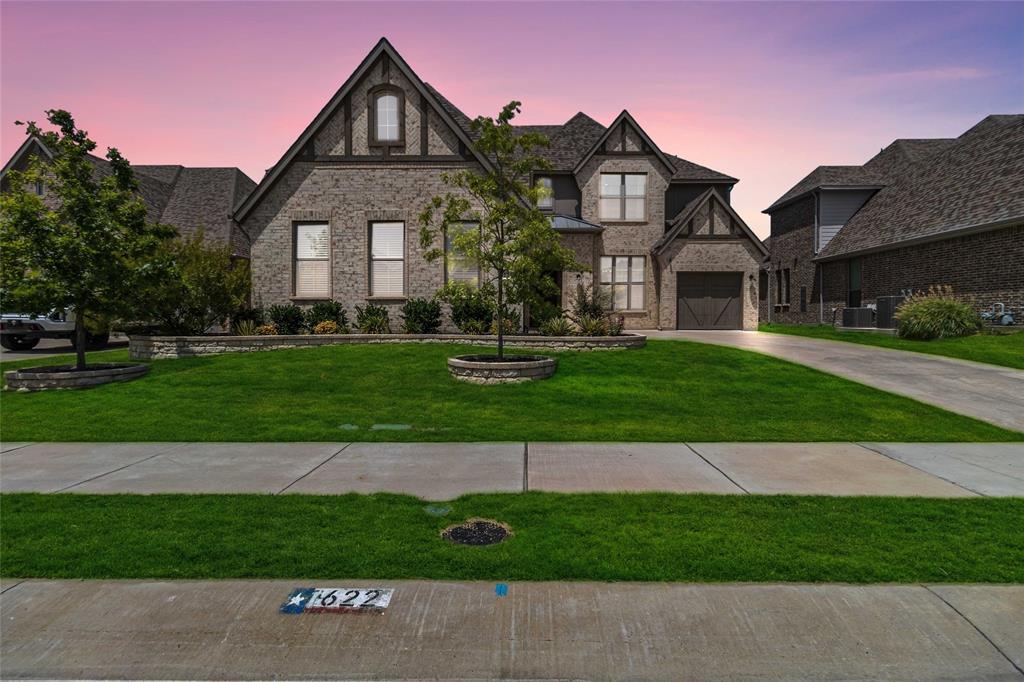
left=441, top=519, right=512, bottom=546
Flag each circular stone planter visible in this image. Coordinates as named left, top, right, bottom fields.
left=447, top=354, right=556, bottom=384
left=4, top=363, right=149, bottom=391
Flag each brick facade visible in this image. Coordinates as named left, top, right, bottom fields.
left=760, top=196, right=824, bottom=324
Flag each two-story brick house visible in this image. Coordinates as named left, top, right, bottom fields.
left=236, top=38, right=767, bottom=330
left=762, top=115, right=1023, bottom=324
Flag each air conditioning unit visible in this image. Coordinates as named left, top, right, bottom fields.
left=842, top=307, right=874, bottom=328
left=876, top=295, right=906, bottom=329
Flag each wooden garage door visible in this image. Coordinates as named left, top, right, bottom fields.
left=677, top=272, right=743, bottom=329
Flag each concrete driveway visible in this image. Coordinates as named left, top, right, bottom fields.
left=646, top=330, right=1024, bottom=432
left=0, top=335, right=128, bottom=362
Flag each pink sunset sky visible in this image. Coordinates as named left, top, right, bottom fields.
left=2, top=1, right=1021, bottom=236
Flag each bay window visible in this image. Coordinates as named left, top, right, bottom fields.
left=599, top=173, right=646, bottom=221
left=370, top=222, right=405, bottom=297
left=294, top=222, right=330, bottom=298
left=600, top=256, right=645, bottom=310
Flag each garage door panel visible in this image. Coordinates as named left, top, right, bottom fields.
left=677, top=272, right=742, bottom=330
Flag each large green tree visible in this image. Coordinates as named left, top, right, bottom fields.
left=0, top=110, right=173, bottom=369
left=419, top=101, right=582, bottom=359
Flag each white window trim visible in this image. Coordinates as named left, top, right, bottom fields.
left=293, top=221, right=331, bottom=299
left=369, top=221, right=406, bottom=298
left=444, top=222, right=481, bottom=287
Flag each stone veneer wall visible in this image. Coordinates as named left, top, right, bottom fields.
left=130, top=333, right=647, bottom=361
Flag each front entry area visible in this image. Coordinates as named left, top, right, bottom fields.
left=676, top=272, right=743, bottom=329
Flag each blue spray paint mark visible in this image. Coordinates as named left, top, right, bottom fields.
left=495, top=583, right=509, bottom=597
left=280, top=587, right=316, bottom=614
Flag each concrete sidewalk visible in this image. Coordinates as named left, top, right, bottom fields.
left=2, top=441, right=1022, bottom=497
left=1, top=579, right=1021, bottom=680
left=644, top=330, right=1024, bottom=432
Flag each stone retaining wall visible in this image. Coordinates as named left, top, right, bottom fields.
left=5, top=363, right=149, bottom=391
left=129, top=333, right=646, bottom=360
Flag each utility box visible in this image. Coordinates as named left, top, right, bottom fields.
left=876, top=295, right=907, bottom=329
left=842, top=307, right=874, bottom=328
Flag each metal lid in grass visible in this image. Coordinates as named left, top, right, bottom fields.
left=441, top=518, right=512, bottom=546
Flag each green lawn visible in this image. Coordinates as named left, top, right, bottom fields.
left=3, top=493, right=1022, bottom=583
left=760, top=323, right=1024, bottom=370
left=1, top=341, right=1018, bottom=441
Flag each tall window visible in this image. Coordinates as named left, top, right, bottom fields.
left=294, top=222, right=330, bottom=298
left=375, top=94, right=399, bottom=141
left=370, top=222, right=404, bottom=297
left=536, top=176, right=553, bottom=210
left=599, top=173, right=646, bottom=221
left=600, top=256, right=645, bottom=310
left=445, top=222, right=479, bottom=286
left=34, top=180, right=44, bottom=196
left=848, top=258, right=862, bottom=307
left=783, top=268, right=791, bottom=305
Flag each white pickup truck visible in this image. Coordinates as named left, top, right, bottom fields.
left=0, top=311, right=109, bottom=351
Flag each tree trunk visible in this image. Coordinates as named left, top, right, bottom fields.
left=496, top=269, right=504, bottom=360
left=74, top=312, right=87, bottom=371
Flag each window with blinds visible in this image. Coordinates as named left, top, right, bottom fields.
left=599, top=256, right=645, bottom=310
left=599, top=173, right=646, bottom=221
left=294, top=222, right=330, bottom=298
left=370, top=222, right=404, bottom=297
left=445, top=222, right=479, bottom=286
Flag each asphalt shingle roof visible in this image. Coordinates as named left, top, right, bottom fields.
left=819, top=115, right=1024, bottom=259
left=422, top=84, right=734, bottom=181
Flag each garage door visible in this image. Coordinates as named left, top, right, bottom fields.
left=677, top=272, right=743, bottom=329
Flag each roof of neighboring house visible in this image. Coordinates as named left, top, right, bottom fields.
left=424, top=84, right=736, bottom=183
left=764, top=165, right=889, bottom=213
left=818, top=114, right=1024, bottom=260
left=1, top=139, right=254, bottom=255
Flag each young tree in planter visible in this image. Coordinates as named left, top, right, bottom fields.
left=0, top=110, right=174, bottom=370
left=419, top=101, right=582, bottom=359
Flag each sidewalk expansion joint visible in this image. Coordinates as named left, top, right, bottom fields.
left=856, top=443, right=986, bottom=497
left=0, top=443, right=35, bottom=455
left=276, top=443, right=351, bottom=494
left=523, top=442, right=529, bottom=492
left=53, top=442, right=192, bottom=493
left=684, top=443, right=749, bottom=493
left=923, top=585, right=1024, bottom=677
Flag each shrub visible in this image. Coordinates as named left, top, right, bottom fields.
left=305, top=300, right=348, bottom=331
left=232, top=307, right=264, bottom=327
left=356, top=304, right=391, bottom=334
left=607, top=314, right=625, bottom=336
left=576, top=315, right=609, bottom=337
left=255, top=323, right=278, bottom=336
left=539, top=316, right=573, bottom=337
left=489, top=305, right=521, bottom=335
left=400, top=298, right=442, bottom=334
left=569, top=283, right=609, bottom=322
left=895, top=285, right=982, bottom=340
left=267, top=304, right=305, bottom=335
left=436, top=282, right=493, bottom=334
left=146, top=230, right=251, bottom=335
left=232, top=319, right=258, bottom=336
left=312, top=320, right=341, bottom=335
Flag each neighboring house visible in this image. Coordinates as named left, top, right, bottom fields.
left=0, top=136, right=256, bottom=257
left=762, top=115, right=1024, bottom=324
left=235, top=38, right=767, bottom=330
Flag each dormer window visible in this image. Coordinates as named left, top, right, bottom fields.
left=369, top=85, right=404, bottom=146
left=536, top=176, right=553, bottom=210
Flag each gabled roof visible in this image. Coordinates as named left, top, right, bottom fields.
left=233, top=38, right=494, bottom=223
left=652, top=187, right=767, bottom=256
left=0, top=136, right=53, bottom=179
left=818, top=114, right=1024, bottom=260
left=572, top=110, right=675, bottom=176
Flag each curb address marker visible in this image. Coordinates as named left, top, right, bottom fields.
left=281, top=587, right=394, bottom=614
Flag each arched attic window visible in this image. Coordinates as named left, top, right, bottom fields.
left=369, top=85, right=405, bottom=146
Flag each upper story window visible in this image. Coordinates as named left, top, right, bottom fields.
left=34, top=180, right=44, bottom=196
left=370, top=86, right=404, bottom=145
left=599, top=173, right=646, bottom=221
left=535, top=176, right=554, bottom=210
left=294, top=222, right=330, bottom=298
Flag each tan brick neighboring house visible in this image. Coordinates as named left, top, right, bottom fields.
left=0, top=136, right=255, bottom=257
left=761, top=115, right=1024, bottom=325
left=235, top=38, right=767, bottom=330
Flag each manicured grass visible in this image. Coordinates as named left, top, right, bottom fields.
left=1, top=341, right=1018, bottom=441
left=3, top=493, right=1022, bottom=583
left=760, top=323, right=1024, bottom=370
